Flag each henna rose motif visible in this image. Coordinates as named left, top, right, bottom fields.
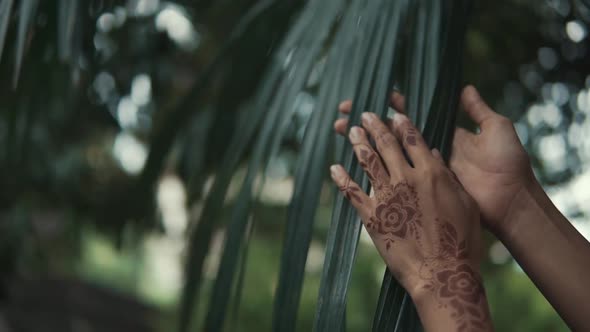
left=436, top=263, right=483, bottom=304
left=367, top=182, right=421, bottom=249
left=373, top=197, right=416, bottom=238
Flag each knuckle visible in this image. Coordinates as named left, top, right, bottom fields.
left=376, top=131, right=396, bottom=147
left=355, top=145, right=373, bottom=162
left=422, top=164, right=445, bottom=179
left=468, top=99, right=483, bottom=111
left=398, top=120, right=411, bottom=131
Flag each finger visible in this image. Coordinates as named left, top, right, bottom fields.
left=461, top=85, right=495, bottom=128
left=335, top=117, right=396, bottom=137
left=360, top=113, right=409, bottom=176
left=391, top=113, right=433, bottom=167
left=390, top=91, right=406, bottom=114
left=431, top=148, right=444, bottom=164
left=330, top=164, right=372, bottom=216
left=349, top=126, right=390, bottom=188
left=334, top=118, right=348, bottom=136
left=339, top=100, right=352, bottom=114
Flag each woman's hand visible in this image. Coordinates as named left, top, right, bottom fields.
left=449, top=86, right=533, bottom=235
left=330, top=112, right=493, bottom=331
left=335, top=86, right=534, bottom=236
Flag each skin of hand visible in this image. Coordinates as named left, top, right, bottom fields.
left=334, top=85, right=533, bottom=236
left=335, top=86, right=590, bottom=330
left=330, top=112, right=493, bottom=331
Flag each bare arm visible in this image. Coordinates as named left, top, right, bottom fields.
left=330, top=112, right=493, bottom=331
left=449, top=86, right=590, bottom=330
left=497, top=179, right=590, bottom=330
left=334, top=85, right=590, bottom=330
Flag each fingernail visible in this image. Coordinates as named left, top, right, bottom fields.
left=349, top=126, right=361, bottom=143
left=330, top=165, right=339, bottom=177
left=431, top=148, right=442, bottom=159
left=362, top=112, right=375, bottom=123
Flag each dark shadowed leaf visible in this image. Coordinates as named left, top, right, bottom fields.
left=270, top=1, right=353, bottom=331
left=57, top=0, right=79, bottom=62
left=314, top=0, right=406, bottom=330
left=0, top=0, right=14, bottom=61
left=203, top=1, right=348, bottom=330
left=373, top=2, right=472, bottom=331
left=177, top=3, right=299, bottom=331
left=13, top=0, right=39, bottom=88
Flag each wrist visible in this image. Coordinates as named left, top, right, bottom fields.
left=404, top=261, right=485, bottom=307
left=405, top=262, right=492, bottom=331
left=494, top=176, right=544, bottom=242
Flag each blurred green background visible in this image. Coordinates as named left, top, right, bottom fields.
left=1, top=0, right=589, bottom=331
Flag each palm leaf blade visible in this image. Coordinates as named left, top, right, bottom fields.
left=373, top=1, right=473, bottom=331
left=314, top=0, right=406, bottom=330
left=0, top=0, right=14, bottom=61
left=13, top=0, right=39, bottom=88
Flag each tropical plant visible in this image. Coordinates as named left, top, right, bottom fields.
left=180, top=1, right=473, bottom=331
left=0, top=0, right=588, bottom=331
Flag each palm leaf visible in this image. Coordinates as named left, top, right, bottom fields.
left=178, top=0, right=302, bottom=331
left=314, top=0, right=406, bottom=330
left=270, top=1, right=357, bottom=330
left=0, top=0, right=14, bottom=61
left=404, top=0, right=441, bottom=131
left=372, top=1, right=472, bottom=331
left=57, top=0, right=80, bottom=63
left=203, top=1, right=349, bottom=330
left=13, top=0, right=39, bottom=87
left=180, top=1, right=473, bottom=331
left=138, top=0, right=293, bottom=224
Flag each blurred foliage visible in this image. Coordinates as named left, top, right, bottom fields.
left=1, top=0, right=588, bottom=331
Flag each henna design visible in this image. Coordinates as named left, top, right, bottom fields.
left=366, top=182, right=422, bottom=250
left=357, top=145, right=387, bottom=188
left=405, top=128, right=417, bottom=146
left=419, top=219, right=491, bottom=331
left=376, top=131, right=397, bottom=148
left=338, top=177, right=363, bottom=204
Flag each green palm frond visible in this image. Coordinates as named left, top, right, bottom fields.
left=178, top=2, right=305, bottom=331
left=0, top=1, right=474, bottom=331
left=177, top=0, right=474, bottom=331
left=13, top=0, right=39, bottom=87
left=0, top=0, right=14, bottom=61
left=372, top=2, right=472, bottom=331
left=314, top=0, right=407, bottom=330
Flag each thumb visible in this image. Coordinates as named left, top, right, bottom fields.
left=461, top=85, right=495, bottom=128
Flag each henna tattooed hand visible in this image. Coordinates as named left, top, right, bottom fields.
left=330, top=112, right=493, bottom=331
left=335, top=86, right=533, bottom=236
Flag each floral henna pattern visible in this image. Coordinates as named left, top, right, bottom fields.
left=366, top=182, right=422, bottom=250
left=420, top=219, right=491, bottom=331
left=338, top=177, right=363, bottom=204
left=357, top=145, right=387, bottom=188
left=437, top=264, right=483, bottom=304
